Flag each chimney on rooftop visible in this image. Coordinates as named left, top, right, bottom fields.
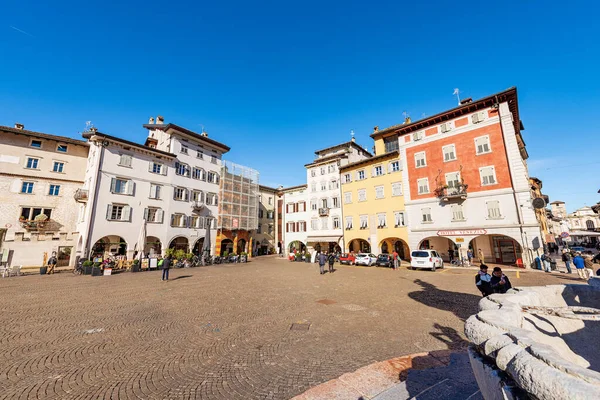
left=148, top=116, right=155, bottom=124
left=200, top=130, right=208, bottom=137
left=14, top=123, right=24, bottom=130
left=156, top=116, right=164, bottom=125
left=404, top=116, right=411, bottom=124
left=90, top=127, right=98, bottom=133
left=460, top=97, right=472, bottom=105
left=373, top=126, right=379, bottom=133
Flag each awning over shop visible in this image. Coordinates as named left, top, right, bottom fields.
left=306, top=236, right=341, bottom=243
left=569, top=231, right=600, bottom=237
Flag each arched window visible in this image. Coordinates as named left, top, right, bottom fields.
left=586, top=220, right=595, bottom=230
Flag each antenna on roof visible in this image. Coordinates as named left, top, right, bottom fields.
left=453, top=88, right=461, bottom=106
left=350, top=129, right=355, bottom=142
left=85, top=121, right=94, bottom=132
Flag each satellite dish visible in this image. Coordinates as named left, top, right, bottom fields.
left=532, top=197, right=546, bottom=209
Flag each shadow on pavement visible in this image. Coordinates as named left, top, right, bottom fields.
left=171, top=275, right=193, bottom=280
left=408, top=279, right=481, bottom=321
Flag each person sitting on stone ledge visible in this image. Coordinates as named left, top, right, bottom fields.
left=475, top=264, right=493, bottom=297
left=490, top=267, right=512, bottom=294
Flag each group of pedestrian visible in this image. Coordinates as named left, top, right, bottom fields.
left=475, top=264, right=512, bottom=297
left=317, top=251, right=336, bottom=274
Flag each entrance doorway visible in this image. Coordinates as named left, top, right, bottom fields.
left=57, top=246, right=72, bottom=267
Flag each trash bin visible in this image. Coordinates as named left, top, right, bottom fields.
left=551, top=260, right=558, bottom=271
left=40, top=266, right=48, bottom=275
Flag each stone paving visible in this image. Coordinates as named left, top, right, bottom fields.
left=0, top=257, right=580, bottom=400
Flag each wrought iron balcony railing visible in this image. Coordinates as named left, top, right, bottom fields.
left=434, top=184, right=468, bottom=201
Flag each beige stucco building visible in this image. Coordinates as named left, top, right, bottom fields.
left=249, top=185, right=278, bottom=255
left=0, top=124, right=89, bottom=267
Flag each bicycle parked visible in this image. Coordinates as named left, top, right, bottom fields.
left=73, top=261, right=84, bottom=275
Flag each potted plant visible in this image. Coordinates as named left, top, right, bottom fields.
left=92, top=262, right=102, bottom=276
left=83, top=260, right=93, bottom=275
left=295, top=252, right=302, bottom=262
left=240, top=252, right=248, bottom=263
left=132, top=259, right=140, bottom=273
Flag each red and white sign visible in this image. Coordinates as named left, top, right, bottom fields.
left=437, top=229, right=487, bottom=236
left=560, top=232, right=569, bottom=238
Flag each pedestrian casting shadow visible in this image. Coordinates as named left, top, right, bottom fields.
left=171, top=275, right=193, bottom=281
left=408, top=279, right=481, bottom=321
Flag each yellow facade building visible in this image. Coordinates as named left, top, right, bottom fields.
left=340, top=149, right=410, bottom=260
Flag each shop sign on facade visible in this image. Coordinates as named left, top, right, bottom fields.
left=437, top=229, right=487, bottom=236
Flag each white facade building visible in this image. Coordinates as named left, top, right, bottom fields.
left=304, top=139, right=371, bottom=253
left=281, top=184, right=308, bottom=254
left=0, top=124, right=89, bottom=267
left=76, top=117, right=230, bottom=261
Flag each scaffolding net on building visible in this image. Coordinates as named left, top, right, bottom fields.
left=218, top=161, right=259, bottom=231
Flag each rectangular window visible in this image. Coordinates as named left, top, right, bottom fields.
left=150, top=162, right=164, bottom=175
left=207, top=171, right=216, bottom=183
left=26, top=158, right=39, bottom=169
left=268, top=197, right=272, bottom=205
left=48, top=185, right=60, bottom=196
left=211, top=155, right=218, bottom=164
left=415, top=152, right=427, bottom=168
left=149, top=184, right=162, bottom=199
left=192, top=167, right=203, bottom=180
left=384, top=134, right=399, bottom=153
left=173, top=187, right=189, bottom=201
left=377, top=213, right=387, bottom=228
left=359, top=215, right=368, bottom=229
left=320, top=167, right=325, bottom=175
left=321, top=218, right=328, bottom=230
left=21, top=182, right=34, bottom=194
left=311, top=219, right=319, bottom=230
left=333, top=217, right=340, bottom=229
left=57, top=144, right=68, bottom=153
left=53, top=161, right=64, bottom=173
left=440, top=122, right=452, bottom=133
left=320, top=181, right=327, bottom=191
left=205, top=193, right=218, bottom=206
left=321, top=198, right=328, bottom=208
left=358, top=189, right=367, bottom=202
left=267, top=210, right=274, bottom=219
left=343, top=173, right=352, bottom=183
left=259, top=209, right=264, bottom=218
left=345, top=216, right=353, bottom=229
left=329, top=180, right=339, bottom=190
left=445, top=172, right=461, bottom=194
left=170, top=213, right=187, bottom=227
left=472, top=111, right=486, bottom=124
left=197, top=150, right=203, bottom=159
left=175, top=162, right=190, bottom=177
left=106, top=204, right=131, bottom=222
left=269, top=224, right=274, bottom=234
left=389, top=161, right=400, bottom=172
left=417, top=178, right=429, bottom=194
left=311, top=169, right=316, bottom=177
left=311, top=183, right=317, bottom=192
left=373, top=165, right=383, bottom=177
left=487, top=200, right=502, bottom=219
left=357, top=170, right=366, bottom=180
left=344, top=192, right=352, bottom=204
left=443, top=144, right=456, bottom=162
left=394, top=211, right=405, bottom=227
left=111, top=178, right=133, bottom=195
left=310, top=199, right=317, bottom=210
left=145, top=207, right=163, bottom=223
left=189, top=215, right=200, bottom=229
left=475, top=136, right=491, bottom=155
left=392, top=182, right=402, bottom=197
left=375, top=185, right=384, bottom=199
left=451, top=204, right=465, bottom=221
left=20, top=207, right=52, bottom=220
left=332, top=197, right=339, bottom=208
left=413, top=131, right=424, bottom=141
left=479, top=166, right=497, bottom=186
left=180, top=144, right=188, bottom=154
left=119, top=154, right=132, bottom=167
left=30, top=140, right=42, bottom=148
left=421, top=207, right=432, bottom=223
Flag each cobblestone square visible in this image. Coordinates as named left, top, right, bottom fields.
left=0, top=258, right=577, bottom=399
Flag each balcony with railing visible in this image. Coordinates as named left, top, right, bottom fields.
left=19, top=217, right=60, bottom=232
left=318, top=207, right=329, bottom=216
left=74, top=189, right=89, bottom=202
left=434, top=184, right=468, bottom=202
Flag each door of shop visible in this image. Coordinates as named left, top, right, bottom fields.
left=497, top=240, right=516, bottom=264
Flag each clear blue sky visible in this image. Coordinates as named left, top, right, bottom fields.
left=2, top=1, right=599, bottom=212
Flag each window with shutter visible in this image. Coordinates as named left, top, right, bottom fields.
left=106, top=204, right=113, bottom=220
left=126, top=181, right=135, bottom=195
left=375, top=186, right=384, bottom=199
left=479, top=166, right=497, bottom=186
left=377, top=213, right=386, bottom=228
left=417, top=178, right=429, bottom=194
left=392, top=182, right=402, bottom=197
left=451, top=204, right=464, bottom=221
left=119, top=154, right=132, bottom=167
left=487, top=200, right=501, bottom=219
left=122, top=206, right=131, bottom=222
left=394, top=211, right=405, bottom=227
left=445, top=172, right=460, bottom=194
left=415, top=152, right=426, bottom=168
left=344, top=192, right=352, bottom=204
left=475, top=136, right=491, bottom=154
left=441, top=122, right=452, bottom=133
left=345, top=216, right=352, bottom=229
left=443, top=145, right=456, bottom=162
left=421, top=208, right=432, bottom=223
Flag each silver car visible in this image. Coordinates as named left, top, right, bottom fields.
left=355, top=253, right=377, bottom=266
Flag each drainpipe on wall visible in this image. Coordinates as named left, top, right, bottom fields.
left=496, top=96, right=532, bottom=268
left=84, top=139, right=106, bottom=259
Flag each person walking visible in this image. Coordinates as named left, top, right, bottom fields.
left=318, top=252, right=327, bottom=275
left=573, top=252, right=587, bottom=280
left=161, top=255, right=172, bottom=281
left=467, top=249, right=473, bottom=265
left=392, top=250, right=399, bottom=270
left=561, top=250, right=572, bottom=274
left=478, top=248, right=485, bottom=265
left=448, top=248, right=455, bottom=262
left=327, top=252, right=335, bottom=273
left=541, top=252, right=552, bottom=273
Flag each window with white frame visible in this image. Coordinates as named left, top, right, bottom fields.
left=417, top=178, right=429, bottom=194
left=332, top=197, right=339, bottom=208
left=180, top=144, right=188, bottom=154
left=268, top=197, right=272, bottom=205
left=343, top=173, right=352, bottom=183
left=310, top=199, right=317, bottom=210
left=487, top=200, right=502, bottom=219
left=389, top=160, right=400, bottom=173
left=357, top=170, right=365, bottom=180
left=345, top=216, right=353, bottom=229
left=311, top=219, right=319, bottom=230
left=358, top=189, right=367, bottom=202
left=144, top=207, right=163, bottom=223
left=321, top=218, right=328, bottom=230
left=377, top=213, right=387, bottom=228
left=53, top=161, right=64, bottom=173
left=333, top=216, right=340, bottom=229
left=440, top=122, right=452, bottom=133
left=320, top=167, right=326, bottom=175
left=20, top=207, right=51, bottom=220
left=211, top=155, right=218, bottom=164
left=311, top=183, right=316, bottom=192
left=415, top=152, right=426, bottom=168
left=21, top=182, right=34, bottom=194
left=110, top=178, right=134, bottom=195
left=207, top=171, right=219, bottom=184
left=170, top=213, right=187, bottom=227
left=26, top=157, right=39, bottom=169
left=149, top=183, right=162, bottom=199
left=175, top=162, right=190, bottom=177
left=394, top=211, right=405, bottom=227
left=445, top=172, right=461, bottom=193
left=373, top=165, right=384, bottom=177
left=328, top=164, right=334, bottom=173
left=359, top=215, right=368, bottom=229
left=344, top=192, right=352, bottom=204
left=197, top=150, right=203, bottom=159
left=298, top=221, right=306, bottom=232
left=475, top=136, right=491, bottom=155
left=421, top=207, right=432, bottom=223
left=311, top=169, right=316, bottom=177
left=472, top=111, right=486, bottom=124
left=150, top=162, right=166, bottom=175
left=392, top=182, right=402, bottom=196
left=191, top=190, right=204, bottom=203
left=206, top=192, right=218, bottom=206
left=442, top=144, right=456, bottom=162
left=320, top=198, right=328, bottom=208
left=118, top=154, right=132, bottom=167
left=451, top=204, right=465, bottom=221
left=413, top=131, right=424, bottom=141
left=173, top=187, right=189, bottom=201
left=298, top=202, right=306, bottom=212
left=320, top=181, right=327, bottom=191
left=107, top=204, right=131, bottom=222
left=479, top=166, right=497, bottom=186
left=329, top=179, right=339, bottom=190
left=192, top=167, right=206, bottom=180
left=48, top=185, right=60, bottom=196
left=375, top=185, right=384, bottom=199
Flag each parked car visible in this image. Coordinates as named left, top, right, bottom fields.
left=569, top=246, right=586, bottom=254
left=339, top=253, right=356, bottom=265
left=355, top=253, right=378, bottom=266
left=375, top=254, right=393, bottom=268
left=410, top=250, right=444, bottom=271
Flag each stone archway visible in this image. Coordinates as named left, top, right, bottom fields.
left=220, top=239, right=233, bottom=256
left=417, top=236, right=456, bottom=262
left=193, top=237, right=205, bottom=256
left=348, top=238, right=370, bottom=253
left=169, top=236, right=189, bottom=252
left=468, top=234, right=523, bottom=266
left=237, top=239, right=247, bottom=254
left=145, top=236, right=162, bottom=257
left=92, top=236, right=127, bottom=258
left=379, top=238, right=410, bottom=261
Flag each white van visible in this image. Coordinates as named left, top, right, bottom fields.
left=410, top=250, right=444, bottom=271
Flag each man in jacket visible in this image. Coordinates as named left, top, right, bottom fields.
left=541, top=252, right=552, bottom=273
left=561, top=250, right=572, bottom=273
left=475, top=264, right=492, bottom=297
left=327, top=252, right=335, bottom=273
left=392, top=250, right=400, bottom=270
left=478, top=248, right=485, bottom=265
left=573, top=252, right=587, bottom=280
left=162, top=255, right=172, bottom=281
left=318, top=252, right=327, bottom=275
left=490, top=267, right=512, bottom=294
